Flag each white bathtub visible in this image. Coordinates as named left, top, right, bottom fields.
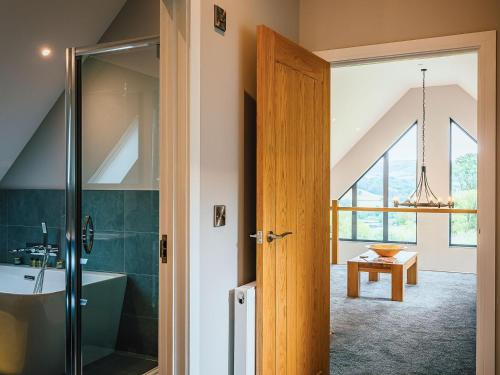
left=0, top=264, right=126, bottom=375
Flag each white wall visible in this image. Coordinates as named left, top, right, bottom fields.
left=195, top=0, right=300, bottom=373
left=334, top=85, right=477, bottom=273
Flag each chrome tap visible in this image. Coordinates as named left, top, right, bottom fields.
left=8, top=222, right=59, bottom=257
left=9, top=245, right=59, bottom=257
left=8, top=223, right=59, bottom=294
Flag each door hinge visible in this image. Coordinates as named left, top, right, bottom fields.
left=160, top=234, right=168, bottom=263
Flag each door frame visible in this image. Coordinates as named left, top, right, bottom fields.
left=315, top=30, right=496, bottom=374
left=159, top=0, right=190, bottom=374
left=64, top=1, right=191, bottom=373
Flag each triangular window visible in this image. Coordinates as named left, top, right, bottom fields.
left=339, top=122, right=417, bottom=243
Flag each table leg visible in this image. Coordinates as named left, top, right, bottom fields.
left=368, top=272, right=379, bottom=282
left=347, top=261, right=359, bottom=298
left=392, top=265, right=404, bottom=302
left=407, top=257, right=418, bottom=285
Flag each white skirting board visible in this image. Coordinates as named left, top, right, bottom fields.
left=233, top=281, right=256, bottom=375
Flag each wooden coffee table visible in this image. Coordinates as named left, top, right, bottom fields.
left=347, top=250, right=418, bottom=302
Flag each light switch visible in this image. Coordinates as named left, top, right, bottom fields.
left=214, top=205, right=226, bottom=227
left=214, top=5, right=226, bottom=33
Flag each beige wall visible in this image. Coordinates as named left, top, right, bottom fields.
left=195, top=0, right=299, bottom=372
left=299, top=0, right=499, bottom=52
left=299, top=0, right=499, bottom=370
left=336, top=85, right=477, bottom=273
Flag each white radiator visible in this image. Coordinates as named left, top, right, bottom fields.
left=234, top=281, right=256, bottom=375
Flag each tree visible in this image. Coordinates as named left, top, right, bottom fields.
left=452, top=153, right=477, bottom=192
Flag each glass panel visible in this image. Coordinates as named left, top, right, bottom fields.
left=356, top=158, right=383, bottom=241
left=388, top=212, right=416, bottom=243
left=450, top=121, right=477, bottom=246
left=388, top=125, right=417, bottom=242
left=338, top=189, right=352, bottom=239
left=80, top=45, right=159, bottom=373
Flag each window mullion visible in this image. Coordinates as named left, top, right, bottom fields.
left=352, top=184, right=357, bottom=240
left=383, top=153, right=389, bottom=242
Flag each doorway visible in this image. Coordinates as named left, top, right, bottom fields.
left=317, top=31, right=496, bottom=373
left=65, top=37, right=161, bottom=375
left=329, top=51, right=478, bottom=373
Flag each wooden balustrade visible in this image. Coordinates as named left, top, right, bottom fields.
left=330, top=200, right=478, bottom=264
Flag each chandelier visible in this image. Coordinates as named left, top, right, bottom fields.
left=394, top=69, right=454, bottom=208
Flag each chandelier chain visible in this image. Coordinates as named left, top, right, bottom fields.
left=422, top=68, right=426, bottom=166
left=393, top=68, right=454, bottom=208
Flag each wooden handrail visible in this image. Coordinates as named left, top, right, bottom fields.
left=333, top=206, right=478, bottom=214
left=330, top=199, right=477, bottom=265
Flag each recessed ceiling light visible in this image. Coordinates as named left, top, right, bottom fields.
left=40, top=47, right=52, bottom=57
left=355, top=127, right=360, bottom=132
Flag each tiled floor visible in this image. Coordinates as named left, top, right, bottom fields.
left=83, top=352, right=158, bottom=375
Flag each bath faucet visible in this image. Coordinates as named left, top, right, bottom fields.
left=9, top=244, right=58, bottom=294
left=9, top=245, right=59, bottom=257
left=9, top=222, right=58, bottom=257
left=8, top=223, right=59, bottom=294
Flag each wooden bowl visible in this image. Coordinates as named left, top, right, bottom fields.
left=367, top=244, right=406, bottom=257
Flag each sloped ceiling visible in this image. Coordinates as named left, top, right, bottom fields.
left=0, top=0, right=126, bottom=180
left=331, top=52, right=478, bottom=166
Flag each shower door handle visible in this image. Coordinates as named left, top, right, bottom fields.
left=82, top=215, right=95, bottom=254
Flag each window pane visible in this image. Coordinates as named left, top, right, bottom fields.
left=388, top=124, right=417, bottom=242
left=338, top=189, right=352, bottom=239
left=388, top=125, right=417, bottom=202
left=450, top=121, right=477, bottom=246
left=357, top=158, right=383, bottom=241
left=388, top=212, right=416, bottom=242
left=451, top=214, right=477, bottom=245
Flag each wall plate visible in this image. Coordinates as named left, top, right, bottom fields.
left=214, top=205, right=226, bottom=227
left=214, top=5, right=227, bottom=33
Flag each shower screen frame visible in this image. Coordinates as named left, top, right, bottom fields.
left=65, top=36, right=160, bottom=375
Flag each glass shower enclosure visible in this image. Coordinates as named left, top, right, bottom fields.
left=65, top=36, right=160, bottom=375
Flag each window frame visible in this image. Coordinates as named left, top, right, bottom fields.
left=339, top=121, right=418, bottom=244
left=449, top=118, right=477, bottom=248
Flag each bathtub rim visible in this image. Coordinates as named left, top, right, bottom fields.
left=0, top=264, right=127, bottom=296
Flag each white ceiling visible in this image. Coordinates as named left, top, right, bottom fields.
left=0, top=0, right=126, bottom=180
left=331, top=52, right=478, bottom=166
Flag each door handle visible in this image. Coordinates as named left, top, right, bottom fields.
left=82, top=215, right=95, bottom=254
left=267, top=231, right=293, bottom=243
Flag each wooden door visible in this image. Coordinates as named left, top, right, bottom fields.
left=256, top=26, right=330, bottom=375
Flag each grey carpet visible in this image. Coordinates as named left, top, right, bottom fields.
left=330, top=265, right=476, bottom=375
